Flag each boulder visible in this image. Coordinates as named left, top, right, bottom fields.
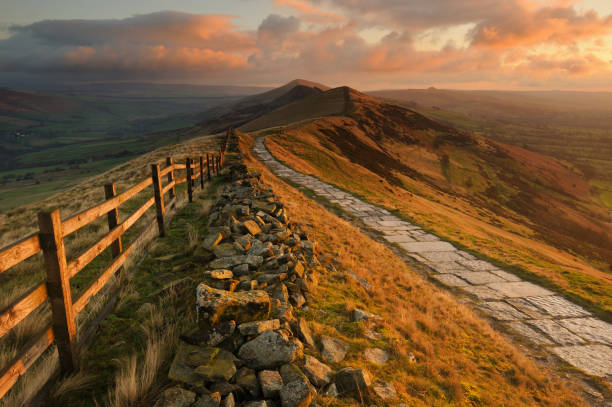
left=290, top=292, right=306, bottom=308
left=238, top=330, right=303, bottom=369
left=320, top=336, right=349, bottom=363
left=154, top=386, right=196, bottom=407
left=243, top=220, right=262, bottom=235
left=209, top=255, right=263, bottom=270
left=352, top=308, right=381, bottom=322
left=203, top=232, right=223, bottom=249
left=180, top=320, right=236, bottom=347
left=364, top=348, right=389, bottom=365
left=213, top=243, right=241, bottom=258
left=207, top=269, right=234, bottom=280
left=302, top=355, right=332, bottom=387
left=258, top=370, right=283, bottom=398
left=193, top=393, right=221, bottom=407
left=169, top=343, right=215, bottom=387
left=335, top=367, right=371, bottom=401
left=293, top=318, right=315, bottom=348
left=279, top=364, right=312, bottom=407
left=194, top=349, right=237, bottom=382
left=372, top=380, right=397, bottom=400
left=235, top=367, right=260, bottom=397
left=196, top=283, right=270, bottom=326
left=238, top=319, right=281, bottom=336
left=232, top=264, right=250, bottom=276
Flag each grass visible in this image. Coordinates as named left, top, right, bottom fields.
left=262, top=125, right=612, bottom=317
left=240, top=132, right=591, bottom=406
left=0, top=132, right=226, bottom=405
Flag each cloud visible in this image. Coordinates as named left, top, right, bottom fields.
left=0, top=11, right=254, bottom=77
left=0, top=5, right=611, bottom=89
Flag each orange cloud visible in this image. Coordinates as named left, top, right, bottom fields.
left=274, top=0, right=345, bottom=24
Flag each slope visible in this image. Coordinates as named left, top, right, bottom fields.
left=255, top=86, right=612, bottom=315
left=198, top=79, right=329, bottom=133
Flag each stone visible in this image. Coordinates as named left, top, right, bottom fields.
left=180, top=320, right=236, bottom=347
left=194, top=246, right=215, bottom=263
left=270, top=283, right=289, bottom=303
left=193, top=393, right=221, bottom=407
left=238, top=319, right=281, bottom=336
left=458, top=271, right=505, bottom=285
left=209, top=255, right=264, bottom=270
left=477, top=301, right=528, bottom=321
left=558, top=317, right=612, bottom=345
left=258, top=370, right=283, bottom=398
left=526, top=320, right=585, bottom=345
left=154, top=386, right=196, bottom=407
left=419, top=251, right=465, bottom=262
left=213, top=243, right=241, bottom=259
left=169, top=343, right=216, bottom=387
left=243, top=220, right=263, bottom=235
left=303, top=355, right=333, bottom=387
left=398, top=241, right=456, bottom=253
left=235, top=367, right=260, bottom=397
left=551, top=345, right=612, bottom=378
left=506, top=322, right=554, bottom=345
left=432, top=274, right=469, bottom=287
left=196, top=283, right=270, bottom=326
left=193, top=349, right=237, bottom=382
left=233, top=264, right=251, bottom=276
left=294, top=318, right=315, bottom=348
left=222, top=393, right=235, bottom=407
left=487, top=281, right=553, bottom=298
left=524, top=296, right=590, bottom=318
left=462, top=286, right=507, bottom=300
left=352, top=308, right=381, bottom=322
left=290, top=292, right=306, bottom=308
left=363, top=330, right=382, bottom=341
left=238, top=330, right=303, bottom=369
left=335, top=367, right=371, bottom=400
left=364, top=348, right=389, bottom=365
left=372, top=381, right=397, bottom=400
left=323, top=383, right=338, bottom=397
left=243, top=402, right=267, bottom=407
left=320, top=336, right=349, bottom=363
left=203, top=233, right=224, bottom=249
left=207, top=269, right=234, bottom=280
left=279, top=364, right=313, bottom=407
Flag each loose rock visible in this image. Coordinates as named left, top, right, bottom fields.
left=154, top=386, right=196, bottom=407
left=335, top=367, right=371, bottom=400
left=279, top=364, right=313, bottom=407
left=320, top=336, right=349, bottom=363
left=238, top=330, right=303, bottom=369
left=364, top=348, right=389, bottom=365
left=238, top=319, right=281, bottom=336
left=303, top=355, right=333, bottom=387
left=196, top=283, right=270, bottom=326
left=258, top=370, right=283, bottom=398
left=372, top=380, right=397, bottom=400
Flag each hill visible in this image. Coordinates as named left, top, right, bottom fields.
left=198, top=79, right=329, bottom=133
left=255, top=85, right=612, bottom=316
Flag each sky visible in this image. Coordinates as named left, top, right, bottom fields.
left=1, top=0, right=612, bottom=90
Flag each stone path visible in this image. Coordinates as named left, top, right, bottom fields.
left=254, top=137, right=612, bottom=382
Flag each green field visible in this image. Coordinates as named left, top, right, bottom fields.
left=0, top=85, right=253, bottom=211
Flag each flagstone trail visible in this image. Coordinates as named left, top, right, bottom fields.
left=253, top=136, right=612, bottom=381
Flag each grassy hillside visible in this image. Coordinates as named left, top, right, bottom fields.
left=254, top=87, right=612, bottom=317
left=0, top=85, right=260, bottom=211
left=369, top=88, right=612, bottom=202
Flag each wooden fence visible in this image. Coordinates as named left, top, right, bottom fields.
left=0, top=130, right=232, bottom=400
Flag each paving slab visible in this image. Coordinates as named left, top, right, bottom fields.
left=458, top=271, right=507, bottom=285
left=478, top=301, right=529, bottom=321
left=432, top=274, right=470, bottom=287
left=551, top=345, right=612, bottom=378
left=558, top=318, right=612, bottom=345
left=526, top=320, right=585, bottom=345
left=428, top=261, right=470, bottom=274
left=524, top=296, right=590, bottom=318
left=458, top=259, right=499, bottom=272
left=383, top=235, right=417, bottom=243
left=396, top=241, right=455, bottom=253
left=463, top=285, right=507, bottom=300
left=505, top=298, right=548, bottom=319
left=419, top=251, right=466, bottom=262
left=487, top=281, right=554, bottom=298
left=487, top=268, right=522, bottom=282
left=506, top=321, right=554, bottom=345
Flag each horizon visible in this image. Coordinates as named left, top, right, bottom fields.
left=1, top=1, right=612, bottom=91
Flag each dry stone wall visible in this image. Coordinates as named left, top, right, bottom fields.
left=154, top=163, right=391, bottom=407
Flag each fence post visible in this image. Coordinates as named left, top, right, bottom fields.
left=166, top=157, right=175, bottom=200
left=186, top=158, right=193, bottom=203
left=207, top=154, right=211, bottom=181
left=104, top=183, right=123, bottom=269
left=151, top=164, right=165, bottom=237
left=37, top=209, right=77, bottom=373
left=199, top=156, right=204, bottom=189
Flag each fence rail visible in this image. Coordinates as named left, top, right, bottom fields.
left=0, top=131, right=232, bottom=400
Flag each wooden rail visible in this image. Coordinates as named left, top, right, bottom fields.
left=0, top=130, right=232, bottom=400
